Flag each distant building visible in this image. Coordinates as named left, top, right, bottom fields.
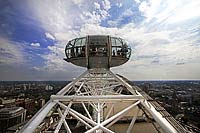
left=15, top=98, right=35, bottom=114
left=0, top=97, right=15, bottom=107
left=23, top=83, right=27, bottom=91
left=38, top=99, right=45, bottom=108
left=45, top=85, right=53, bottom=91
left=172, top=90, right=179, bottom=111
left=0, top=107, right=26, bottom=132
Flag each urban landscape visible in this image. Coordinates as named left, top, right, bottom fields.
left=0, top=80, right=200, bottom=132
left=1, top=0, right=200, bottom=133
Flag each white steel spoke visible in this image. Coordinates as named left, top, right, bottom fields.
left=57, top=108, right=71, bottom=133
left=81, top=102, right=93, bottom=120
left=51, top=95, right=143, bottom=102
left=55, top=102, right=72, bottom=133
left=76, top=82, right=84, bottom=93
left=69, top=110, right=93, bottom=129
left=103, top=101, right=140, bottom=126
left=86, top=101, right=141, bottom=133
left=99, top=125, right=115, bottom=133
left=58, top=102, right=97, bottom=126
left=85, top=125, right=100, bottom=133
left=20, top=68, right=182, bottom=133
left=126, top=108, right=141, bottom=133
left=105, top=103, right=115, bottom=120
left=57, top=70, right=89, bottom=95
left=105, top=101, right=140, bottom=128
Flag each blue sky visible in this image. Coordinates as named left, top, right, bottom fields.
left=0, top=0, right=200, bottom=81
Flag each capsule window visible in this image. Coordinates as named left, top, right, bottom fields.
left=111, top=38, right=116, bottom=46
left=75, top=39, right=82, bottom=47
left=115, top=38, right=122, bottom=46
left=89, top=37, right=108, bottom=57
left=82, top=38, right=86, bottom=46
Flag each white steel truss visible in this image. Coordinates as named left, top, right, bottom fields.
left=20, top=69, right=187, bottom=133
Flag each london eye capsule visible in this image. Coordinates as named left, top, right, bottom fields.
left=64, top=35, right=131, bottom=69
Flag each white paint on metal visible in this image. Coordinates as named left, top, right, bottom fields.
left=141, top=100, right=178, bottom=133
left=21, top=101, right=56, bottom=133
left=20, top=69, right=182, bottom=133
left=127, top=108, right=140, bottom=133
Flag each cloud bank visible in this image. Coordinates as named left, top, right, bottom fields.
left=0, top=0, right=200, bottom=80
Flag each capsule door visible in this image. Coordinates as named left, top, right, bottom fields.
left=87, top=36, right=110, bottom=69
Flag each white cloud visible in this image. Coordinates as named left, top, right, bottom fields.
left=32, top=66, right=41, bottom=71
left=31, top=42, right=40, bottom=47
left=54, top=32, right=77, bottom=41
left=79, top=23, right=119, bottom=36
left=122, top=8, right=134, bottom=17
left=40, top=17, right=200, bottom=79
left=94, top=2, right=100, bottom=10
left=0, top=37, right=24, bottom=64
left=138, top=0, right=200, bottom=24
left=40, top=44, right=66, bottom=71
left=74, top=15, right=200, bottom=80
left=167, top=1, right=200, bottom=23
left=45, top=32, right=55, bottom=40
left=72, top=0, right=84, bottom=6
left=116, top=2, right=122, bottom=8
left=81, top=11, right=101, bottom=24
left=102, top=0, right=111, bottom=11
left=26, top=0, right=77, bottom=33
left=107, top=8, right=135, bottom=26
left=99, top=9, right=110, bottom=20
left=25, top=0, right=200, bottom=80
left=40, top=42, right=85, bottom=74
left=107, top=20, right=118, bottom=27
left=138, top=1, right=150, bottom=13
left=80, top=8, right=110, bottom=25
left=135, top=0, right=141, bottom=4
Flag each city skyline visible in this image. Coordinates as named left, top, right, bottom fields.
left=0, top=0, right=200, bottom=81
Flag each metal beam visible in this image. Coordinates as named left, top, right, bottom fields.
left=85, top=101, right=141, bottom=133
left=51, top=95, right=143, bottom=102
left=141, top=100, right=178, bottom=133
left=20, top=68, right=184, bottom=133
left=20, top=100, right=56, bottom=133
left=126, top=108, right=140, bottom=133
left=55, top=102, right=72, bottom=133
left=57, top=108, right=72, bottom=133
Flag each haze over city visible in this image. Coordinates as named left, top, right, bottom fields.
left=0, top=0, right=200, bottom=81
